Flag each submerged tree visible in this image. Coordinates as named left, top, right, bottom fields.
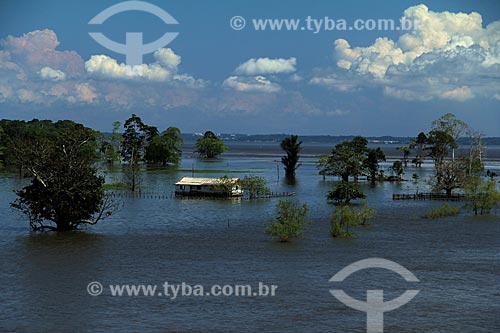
left=464, top=178, right=500, bottom=215
left=330, top=206, right=359, bottom=238
left=195, top=131, right=227, bottom=158
left=327, top=181, right=366, bottom=204
left=265, top=200, right=309, bottom=242
left=240, top=176, right=271, bottom=199
left=362, top=148, right=386, bottom=181
left=397, top=146, right=411, bottom=168
left=121, top=114, right=154, bottom=191
left=11, top=121, right=116, bottom=231
left=322, top=136, right=368, bottom=182
left=144, top=127, right=183, bottom=165
left=280, top=135, right=302, bottom=180
left=426, top=114, right=484, bottom=196
left=432, top=113, right=467, bottom=161
left=357, top=202, right=377, bottom=226
left=391, top=161, right=404, bottom=180
left=410, top=132, right=427, bottom=167
left=330, top=203, right=377, bottom=237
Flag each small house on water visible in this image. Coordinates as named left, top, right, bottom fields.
left=175, top=177, right=243, bottom=197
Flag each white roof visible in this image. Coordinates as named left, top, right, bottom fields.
left=175, top=177, right=240, bottom=186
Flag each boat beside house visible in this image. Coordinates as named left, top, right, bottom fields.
left=175, top=177, right=243, bottom=197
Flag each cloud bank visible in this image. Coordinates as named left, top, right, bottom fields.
left=313, top=4, right=500, bottom=101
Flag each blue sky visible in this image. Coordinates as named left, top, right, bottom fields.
left=0, top=0, right=499, bottom=136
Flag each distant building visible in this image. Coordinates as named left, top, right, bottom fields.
left=175, top=177, right=242, bottom=197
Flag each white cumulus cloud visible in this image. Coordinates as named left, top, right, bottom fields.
left=235, top=57, right=297, bottom=75
left=39, top=66, right=66, bottom=81
left=223, top=76, right=281, bottom=93
left=154, top=48, right=181, bottom=69
left=324, top=4, right=500, bottom=101
left=85, top=54, right=173, bottom=81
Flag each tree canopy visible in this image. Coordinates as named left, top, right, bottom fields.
left=280, top=135, right=302, bottom=179
left=144, top=127, right=183, bottom=165
left=9, top=120, right=115, bottom=231
left=327, top=181, right=366, bottom=204
left=195, top=131, right=227, bottom=158
left=426, top=114, right=484, bottom=196
left=320, top=136, right=369, bottom=182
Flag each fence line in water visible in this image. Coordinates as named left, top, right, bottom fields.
left=108, top=190, right=296, bottom=200
left=392, top=193, right=477, bottom=201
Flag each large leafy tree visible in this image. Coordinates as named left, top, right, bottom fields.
left=121, top=114, right=157, bottom=191
left=280, top=135, right=302, bottom=180
left=362, top=147, right=386, bottom=181
left=121, top=114, right=149, bottom=162
left=144, top=127, right=183, bottom=165
left=433, top=159, right=469, bottom=196
left=1, top=119, right=57, bottom=174
left=195, top=131, right=227, bottom=158
left=432, top=113, right=467, bottom=160
left=426, top=129, right=456, bottom=166
left=322, top=136, right=369, bottom=182
left=327, top=181, right=366, bottom=204
left=10, top=121, right=115, bottom=231
left=426, top=114, right=484, bottom=196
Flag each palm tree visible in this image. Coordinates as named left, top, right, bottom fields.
left=280, top=135, right=302, bottom=180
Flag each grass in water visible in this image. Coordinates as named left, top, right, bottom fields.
left=423, top=204, right=460, bottom=219
left=103, top=183, right=148, bottom=190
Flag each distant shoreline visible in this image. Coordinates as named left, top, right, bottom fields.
left=182, top=142, right=500, bottom=162
left=180, top=134, right=500, bottom=146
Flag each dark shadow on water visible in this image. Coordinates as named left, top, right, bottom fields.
left=18, top=230, right=106, bottom=252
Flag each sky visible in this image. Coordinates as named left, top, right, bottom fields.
left=0, top=0, right=499, bottom=136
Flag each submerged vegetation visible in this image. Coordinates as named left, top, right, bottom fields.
left=330, top=203, right=377, bottom=237
left=239, top=176, right=271, bottom=199
left=265, top=199, right=309, bottom=242
left=464, top=179, right=500, bottom=215
left=423, top=204, right=460, bottom=219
